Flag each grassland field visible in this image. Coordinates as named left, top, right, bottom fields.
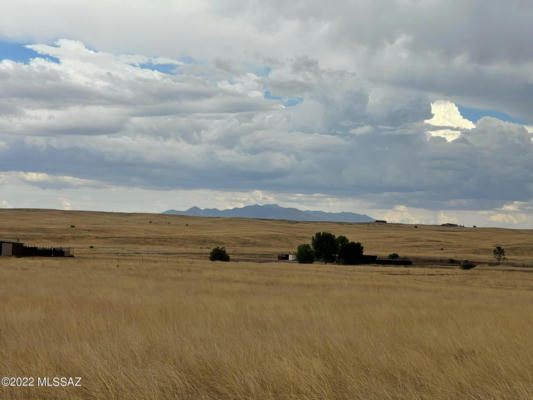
left=0, top=209, right=532, bottom=399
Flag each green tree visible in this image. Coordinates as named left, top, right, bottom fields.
left=338, top=241, right=364, bottom=265
left=493, top=246, right=505, bottom=264
left=388, top=253, right=399, bottom=259
left=209, top=246, right=230, bottom=262
left=311, top=232, right=338, bottom=263
left=296, top=244, right=315, bottom=264
left=335, top=235, right=349, bottom=250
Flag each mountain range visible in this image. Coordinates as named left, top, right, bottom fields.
left=163, top=204, right=374, bottom=223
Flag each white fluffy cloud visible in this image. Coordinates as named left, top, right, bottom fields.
left=426, top=101, right=475, bottom=130
left=425, top=100, right=475, bottom=141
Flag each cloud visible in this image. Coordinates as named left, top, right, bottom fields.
left=0, top=171, right=104, bottom=190
left=59, top=198, right=72, bottom=210
left=426, top=129, right=462, bottom=142
left=0, top=12, right=531, bottom=228
left=0, top=1, right=531, bottom=122
left=1, top=40, right=532, bottom=211
left=425, top=100, right=475, bottom=142
left=426, top=100, right=475, bottom=130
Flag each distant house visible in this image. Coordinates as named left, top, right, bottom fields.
left=374, top=220, right=387, bottom=224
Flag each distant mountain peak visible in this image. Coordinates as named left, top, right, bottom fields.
left=163, top=204, right=374, bottom=223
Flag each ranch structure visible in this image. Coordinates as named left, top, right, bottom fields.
left=0, top=241, right=73, bottom=257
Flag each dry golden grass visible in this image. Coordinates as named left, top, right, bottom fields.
left=0, top=209, right=533, bottom=399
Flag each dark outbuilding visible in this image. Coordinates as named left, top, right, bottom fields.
left=0, top=241, right=73, bottom=257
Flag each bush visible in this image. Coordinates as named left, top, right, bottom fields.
left=311, top=232, right=338, bottom=263
left=460, top=260, right=476, bottom=270
left=209, top=246, right=230, bottom=262
left=493, top=246, right=505, bottom=264
left=296, top=244, right=315, bottom=264
left=388, top=253, right=399, bottom=259
left=338, top=241, right=364, bottom=265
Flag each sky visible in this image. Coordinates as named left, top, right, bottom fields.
left=0, top=0, right=532, bottom=228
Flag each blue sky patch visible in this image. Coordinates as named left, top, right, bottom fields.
left=139, top=62, right=179, bottom=74
left=264, top=91, right=302, bottom=107
left=283, top=97, right=303, bottom=107
left=458, top=104, right=526, bottom=125
left=0, top=40, right=59, bottom=64
left=264, top=91, right=282, bottom=101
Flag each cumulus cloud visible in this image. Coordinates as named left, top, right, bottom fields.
left=425, top=100, right=475, bottom=141
left=426, top=101, right=475, bottom=130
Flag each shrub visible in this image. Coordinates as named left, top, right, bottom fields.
left=209, top=246, right=230, bottom=262
left=311, top=232, right=338, bottom=263
left=296, top=244, right=315, bottom=264
left=388, top=253, right=399, bottom=259
left=338, top=241, right=364, bottom=265
left=493, top=246, right=505, bottom=264
left=460, top=260, right=476, bottom=270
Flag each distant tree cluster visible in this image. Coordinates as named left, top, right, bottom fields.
left=296, top=232, right=364, bottom=265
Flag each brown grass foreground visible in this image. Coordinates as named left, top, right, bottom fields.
left=0, top=209, right=533, bottom=399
